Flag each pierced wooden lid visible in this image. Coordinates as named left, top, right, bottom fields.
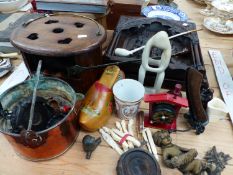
left=10, top=15, right=106, bottom=57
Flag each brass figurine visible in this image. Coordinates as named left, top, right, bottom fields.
left=153, top=130, right=216, bottom=175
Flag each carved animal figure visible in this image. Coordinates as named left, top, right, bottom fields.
left=153, top=130, right=216, bottom=175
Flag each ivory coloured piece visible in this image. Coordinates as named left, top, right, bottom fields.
left=99, top=129, right=123, bottom=155
left=142, top=129, right=153, bottom=154
left=112, top=128, right=141, bottom=147
left=120, top=120, right=134, bottom=148
left=145, top=128, right=159, bottom=160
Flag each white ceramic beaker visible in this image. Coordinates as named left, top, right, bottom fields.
left=113, top=79, right=145, bottom=120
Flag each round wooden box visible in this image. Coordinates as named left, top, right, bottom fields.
left=10, top=14, right=106, bottom=93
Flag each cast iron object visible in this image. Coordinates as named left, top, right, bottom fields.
left=82, top=135, right=101, bottom=159
left=10, top=14, right=106, bottom=93
left=0, top=76, right=83, bottom=160
left=204, top=146, right=232, bottom=174
left=117, top=148, right=161, bottom=175
left=105, top=16, right=209, bottom=90
left=184, top=67, right=213, bottom=135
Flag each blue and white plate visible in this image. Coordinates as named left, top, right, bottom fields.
left=142, top=5, right=188, bottom=21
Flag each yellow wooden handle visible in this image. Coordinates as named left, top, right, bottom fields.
left=0, top=52, right=20, bottom=59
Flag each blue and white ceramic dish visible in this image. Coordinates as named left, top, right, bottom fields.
left=142, top=5, right=188, bottom=21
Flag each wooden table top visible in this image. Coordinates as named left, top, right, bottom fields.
left=0, top=0, right=233, bottom=174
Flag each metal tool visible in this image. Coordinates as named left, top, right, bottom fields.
left=67, top=49, right=189, bottom=76
left=28, top=60, right=42, bottom=130
left=67, top=59, right=141, bottom=76
left=20, top=60, right=43, bottom=148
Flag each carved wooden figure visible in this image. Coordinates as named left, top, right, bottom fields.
left=138, top=31, right=172, bottom=94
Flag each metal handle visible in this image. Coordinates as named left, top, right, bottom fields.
left=67, top=59, right=141, bottom=77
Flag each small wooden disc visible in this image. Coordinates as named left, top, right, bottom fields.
left=116, top=148, right=161, bottom=175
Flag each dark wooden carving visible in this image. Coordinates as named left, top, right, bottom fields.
left=117, top=148, right=161, bottom=175
left=104, top=16, right=208, bottom=90
left=184, top=68, right=213, bottom=135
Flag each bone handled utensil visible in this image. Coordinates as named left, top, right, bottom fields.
left=114, top=128, right=134, bottom=149
left=142, top=129, right=152, bottom=154
left=103, top=127, right=129, bottom=152
left=116, top=121, right=134, bottom=149
left=145, top=128, right=159, bottom=160
left=99, top=129, right=123, bottom=155
left=121, top=120, right=128, bottom=133
left=109, top=129, right=129, bottom=152
left=114, top=28, right=203, bottom=57
left=121, top=120, right=134, bottom=148
left=128, top=119, right=134, bottom=136
left=112, top=128, right=141, bottom=147
left=116, top=121, right=123, bottom=132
